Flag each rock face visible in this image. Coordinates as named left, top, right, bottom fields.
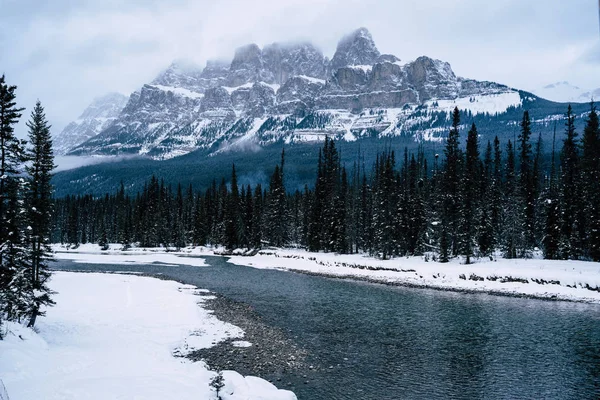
left=151, top=61, right=204, bottom=91
left=404, top=56, right=459, bottom=101
left=54, top=92, right=128, bottom=155
left=66, top=27, right=525, bottom=159
left=262, top=42, right=327, bottom=84
left=330, top=27, right=381, bottom=71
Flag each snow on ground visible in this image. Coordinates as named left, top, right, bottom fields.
left=151, top=84, right=204, bottom=99
left=227, top=249, right=600, bottom=303
left=52, top=243, right=600, bottom=303
left=0, top=272, right=296, bottom=400
left=426, top=92, right=522, bottom=116
left=52, top=243, right=214, bottom=267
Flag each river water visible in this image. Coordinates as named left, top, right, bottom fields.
left=52, top=256, right=600, bottom=399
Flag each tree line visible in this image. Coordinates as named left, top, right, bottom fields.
left=0, top=76, right=55, bottom=335
left=53, top=104, right=600, bottom=263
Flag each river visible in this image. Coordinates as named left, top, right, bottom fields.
left=52, top=256, right=600, bottom=399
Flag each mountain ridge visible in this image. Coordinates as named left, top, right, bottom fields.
left=59, top=28, right=588, bottom=161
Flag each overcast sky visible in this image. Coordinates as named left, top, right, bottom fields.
left=1, top=0, right=599, bottom=136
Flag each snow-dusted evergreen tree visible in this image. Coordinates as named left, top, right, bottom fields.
left=501, top=140, right=522, bottom=258
left=372, top=151, right=396, bottom=259
left=24, top=101, right=56, bottom=326
left=0, top=75, right=27, bottom=326
left=581, top=103, right=600, bottom=261
left=543, top=125, right=560, bottom=259
left=461, top=123, right=480, bottom=264
left=224, top=165, right=241, bottom=249
left=251, top=184, right=263, bottom=248
left=490, top=136, right=503, bottom=248
left=264, top=151, right=288, bottom=247
left=559, top=105, right=581, bottom=259
left=518, top=111, right=535, bottom=253
left=477, top=140, right=495, bottom=256
left=440, top=107, right=463, bottom=258
left=531, top=133, right=544, bottom=247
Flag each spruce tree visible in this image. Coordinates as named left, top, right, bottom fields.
left=441, top=107, right=463, bottom=258
left=518, top=111, right=535, bottom=252
left=0, top=75, right=26, bottom=325
left=478, top=140, right=494, bottom=256
left=502, top=140, right=521, bottom=258
left=559, top=105, right=581, bottom=259
left=461, top=123, right=480, bottom=263
left=264, top=150, right=288, bottom=247
left=543, top=124, right=560, bottom=259
left=24, top=101, right=56, bottom=326
left=224, top=165, right=241, bottom=249
left=581, top=103, right=600, bottom=260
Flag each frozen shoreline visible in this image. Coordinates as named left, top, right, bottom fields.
left=228, top=249, right=600, bottom=304
left=0, top=271, right=296, bottom=400
left=50, top=243, right=600, bottom=303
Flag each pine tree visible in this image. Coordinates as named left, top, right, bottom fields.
left=559, top=105, right=581, bottom=259
left=532, top=133, right=544, bottom=247
left=478, top=140, right=494, bottom=256
left=461, top=123, right=480, bottom=263
left=251, top=184, right=263, bottom=248
left=502, top=140, right=521, bottom=258
left=264, top=150, right=288, bottom=247
left=441, top=107, right=463, bottom=258
left=518, top=111, right=535, bottom=252
left=224, top=165, right=241, bottom=249
left=543, top=124, right=560, bottom=259
left=24, top=101, right=56, bottom=326
left=490, top=136, right=503, bottom=249
left=0, top=75, right=26, bottom=325
left=581, top=103, right=600, bottom=261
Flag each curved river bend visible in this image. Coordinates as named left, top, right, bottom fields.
left=53, top=256, right=600, bottom=400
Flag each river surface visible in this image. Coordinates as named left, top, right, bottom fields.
left=52, top=256, right=600, bottom=400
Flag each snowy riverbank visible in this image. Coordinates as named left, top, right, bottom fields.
left=50, top=243, right=600, bottom=303
left=227, top=249, right=600, bottom=303
left=0, top=271, right=296, bottom=400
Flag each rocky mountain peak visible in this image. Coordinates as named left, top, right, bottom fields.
left=330, top=27, right=381, bottom=71
left=65, top=27, right=526, bottom=160
left=201, top=59, right=230, bottom=79
left=152, top=60, right=204, bottom=91
left=54, top=92, right=128, bottom=155
left=262, top=41, right=327, bottom=83
left=79, top=92, right=128, bottom=120
left=404, top=56, right=458, bottom=101
left=230, top=44, right=263, bottom=71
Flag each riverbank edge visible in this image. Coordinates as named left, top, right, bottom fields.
left=225, top=251, right=600, bottom=305
left=50, top=244, right=600, bottom=304
left=49, top=266, right=312, bottom=391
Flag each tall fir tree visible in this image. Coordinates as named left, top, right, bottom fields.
left=559, top=105, right=581, bottom=259
left=224, top=165, right=241, bottom=249
left=461, top=123, right=480, bottom=263
left=518, top=111, right=535, bottom=252
left=24, top=101, right=56, bottom=327
left=264, top=150, right=288, bottom=247
left=502, top=140, right=521, bottom=258
left=441, top=107, right=463, bottom=258
left=581, top=103, right=600, bottom=261
left=543, top=123, right=560, bottom=259
left=0, top=75, right=26, bottom=325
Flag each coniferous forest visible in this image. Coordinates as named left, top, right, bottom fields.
left=0, top=76, right=55, bottom=333
left=52, top=105, right=600, bottom=263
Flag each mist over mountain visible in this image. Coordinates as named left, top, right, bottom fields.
left=56, top=27, right=566, bottom=161
left=51, top=27, right=595, bottom=197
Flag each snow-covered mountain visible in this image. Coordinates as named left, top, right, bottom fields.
left=533, top=81, right=600, bottom=104
left=66, top=28, right=534, bottom=159
left=54, top=93, right=128, bottom=155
